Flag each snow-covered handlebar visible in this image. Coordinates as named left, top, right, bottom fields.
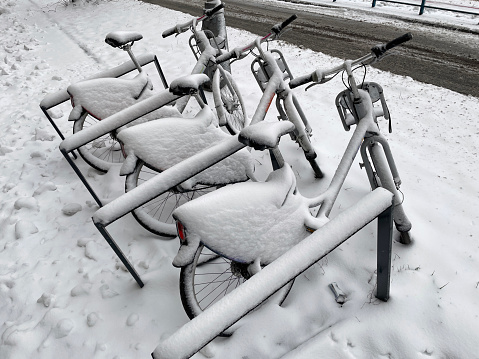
left=215, top=14, right=298, bottom=64
left=289, top=33, right=413, bottom=89
left=162, top=3, right=225, bottom=38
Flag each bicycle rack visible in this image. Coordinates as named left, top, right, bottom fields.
left=40, top=53, right=169, bottom=150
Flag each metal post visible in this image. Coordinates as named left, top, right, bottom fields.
left=376, top=203, right=393, bottom=301
left=60, top=148, right=103, bottom=207
left=153, top=55, right=169, bottom=89
left=40, top=106, right=78, bottom=159
left=419, top=0, right=426, bottom=14
left=94, top=222, right=144, bottom=287
left=202, top=0, right=230, bottom=86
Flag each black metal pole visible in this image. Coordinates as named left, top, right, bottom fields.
left=94, top=222, right=144, bottom=287
left=60, top=148, right=103, bottom=207
left=376, top=203, right=393, bottom=301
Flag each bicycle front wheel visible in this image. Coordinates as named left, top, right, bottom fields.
left=73, top=112, right=125, bottom=172
left=212, top=67, right=248, bottom=134
left=180, top=244, right=294, bottom=336
left=125, top=160, right=217, bottom=238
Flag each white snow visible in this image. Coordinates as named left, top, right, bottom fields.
left=0, top=0, right=478, bottom=358
left=118, top=106, right=254, bottom=187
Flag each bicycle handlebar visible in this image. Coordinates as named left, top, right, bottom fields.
left=371, top=32, right=412, bottom=57
left=215, top=14, right=298, bottom=64
left=162, top=3, right=224, bottom=38
left=289, top=33, right=413, bottom=89
left=204, top=2, right=224, bottom=17
left=271, top=14, right=297, bottom=35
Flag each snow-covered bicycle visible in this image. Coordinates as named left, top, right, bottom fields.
left=170, top=32, right=413, bottom=334
left=66, top=3, right=247, bottom=173
left=214, top=14, right=324, bottom=178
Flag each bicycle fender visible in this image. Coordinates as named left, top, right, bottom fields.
left=172, top=235, right=201, bottom=268
left=119, top=151, right=138, bottom=176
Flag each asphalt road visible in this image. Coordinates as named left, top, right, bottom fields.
left=142, top=0, right=479, bottom=97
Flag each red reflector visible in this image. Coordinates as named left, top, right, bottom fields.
left=177, top=221, right=186, bottom=242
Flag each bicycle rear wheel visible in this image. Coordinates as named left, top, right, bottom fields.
left=212, top=67, right=248, bottom=135
left=180, top=244, right=294, bottom=336
left=125, top=160, right=217, bottom=238
left=73, top=112, right=125, bottom=172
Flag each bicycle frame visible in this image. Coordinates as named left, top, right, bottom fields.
left=299, top=53, right=412, bottom=243
left=221, top=26, right=323, bottom=177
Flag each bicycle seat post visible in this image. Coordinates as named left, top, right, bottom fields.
left=121, top=42, right=142, bottom=73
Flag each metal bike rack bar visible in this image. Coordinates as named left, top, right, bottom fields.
left=152, top=188, right=395, bottom=359
left=40, top=53, right=168, bottom=145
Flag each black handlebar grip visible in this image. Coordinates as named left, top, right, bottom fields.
left=289, top=73, right=314, bottom=89
left=204, top=3, right=224, bottom=17
left=386, top=32, right=413, bottom=50
left=216, top=50, right=237, bottom=64
left=272, top=14, right=298, bottom=35
left=371, top=32, right=412, bottom=57
left=162, top=26, right=177, bottom=38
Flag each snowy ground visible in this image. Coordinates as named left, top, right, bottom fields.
left=0, top=0, right=478, bottom=358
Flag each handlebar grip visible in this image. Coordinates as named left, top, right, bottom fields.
left=162, top=26, right=177, bottom=38
left=204, top=2, right=224, bottom=17
left=386, top=32, right=413, bottom=50
left=371, top=32, right=412, bottom=57
left=216, top=50, right=237, bottom=64
left=289, top=73, right=314, bottom=89
left=271, top=14, right=297, bottom=34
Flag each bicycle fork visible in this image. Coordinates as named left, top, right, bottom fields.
left=283, top=94, right=323, bottom=178
left=360, top=135, right=412, bottom=244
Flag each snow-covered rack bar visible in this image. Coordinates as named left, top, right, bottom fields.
left=152, top=188, right=395, bottom=359
left=40, top=53, right=168, bottom=145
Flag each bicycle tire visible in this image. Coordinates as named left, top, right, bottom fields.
left=180, top=244, right=294, bottom=336
left=125, top=160, right=217, bottom=238
left=212, top=67, right=249, bottom=135
left=73, top=112, right=125, bottom=172
left=369, top=144, right=412, bottom=244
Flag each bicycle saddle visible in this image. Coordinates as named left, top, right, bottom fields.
left=105, top=31, right=143, bottom=48
left=67, top=72, right=151, bottom=121
left=169, top=74, right=210, bottom=96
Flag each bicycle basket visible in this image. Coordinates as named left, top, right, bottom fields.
left=251, top=49, right=294, bottom=92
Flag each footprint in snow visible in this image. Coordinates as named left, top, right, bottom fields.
left=34, top=62, right=48, bottom=70
left=70, top=283, right=92, bottom=297
left=100, top=284, right=118, bottom=299
left=34, top=128, right=55, bottom=141
left=30, top=150, right=46, bottom=159
left=33, top=181, right=57, bottom=196
left=3, top=183, right=16, bottom=192
left=47, top=107, right=63, bottom=119
left=14, top=197, right=39, bottom=211
left=37, top=293, right=54, bottom=307
left=87, top=312, right=99, bottom=327
left=53, top=318, right=74, bottom=339
left=126, top=313, right=139, bottom=326
left=62, top=203, right=82, bottom=216
left=0, top=145, right=13, bottom=156
left=85, top=241, right=99, bottom=261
